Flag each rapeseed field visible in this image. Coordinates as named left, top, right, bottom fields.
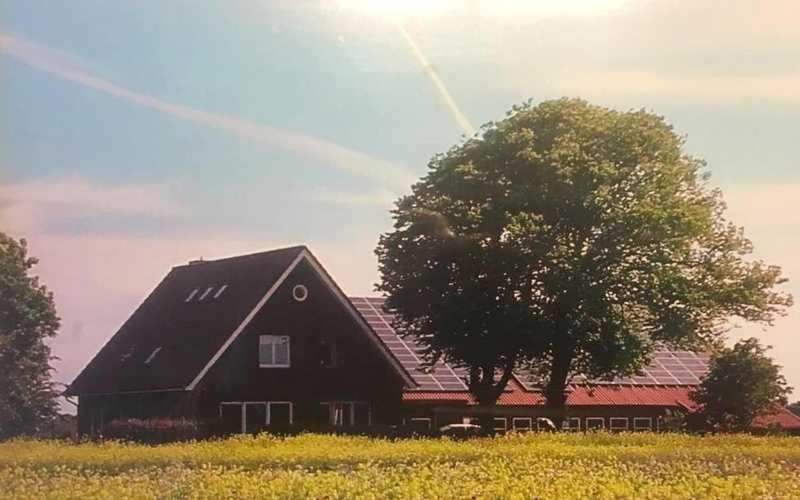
left=1, top=432, right=798, bottom=499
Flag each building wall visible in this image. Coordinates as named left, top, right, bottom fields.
left=192, top=259, right=406, bottom=431
left=401, top=403, right=680, bottom=432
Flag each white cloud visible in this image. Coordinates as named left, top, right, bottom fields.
left=0, top=176, right=184, bottom=233
left=0, top=33, right=417, bottom=190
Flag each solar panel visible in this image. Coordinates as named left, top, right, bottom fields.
left=350, top=297, right=710, bottom=390
left=350, top=297, right=468, bottom=390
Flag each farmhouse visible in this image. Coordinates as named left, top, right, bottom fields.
left=66, top=246, right=800, bottom=435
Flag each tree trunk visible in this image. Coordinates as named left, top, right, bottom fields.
left=544, top=341, right=574, bottom=430
left=469, top=358, right=516, bottom=435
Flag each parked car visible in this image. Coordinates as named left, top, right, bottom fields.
left=438, top=423, right=482, bottom=437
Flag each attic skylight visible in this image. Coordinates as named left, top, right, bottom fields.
left=185, top=289, right=199, bottom=302
left=198, top=286, right=214, bottom=301
left=213, top=284, right=228, bottom=299
left=144, top=346, right=162, bottom=364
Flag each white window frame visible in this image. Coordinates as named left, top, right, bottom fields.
left=633, top=417, right=653, bottom=431
left=609, top=417, right=629, bottom=431
left=213, top=284, right=228, bottom=299
left=259, top=335, right=291, bottom=368
left=198, top=286, right=215, bottom=301
left=322, top=401, right=371, bottom=427
left=292, top=284, right=309, bottom=302
left=185, top=288, right=199, bottom=302
left=586, top=417, right=605, bottom=430
left=563, top=417, right=581, bottom=431
left=493, top=417, right=507, bottom=432
left=219, top=401, right=265, bottom=434
left=409, top=417, right=432, bottom=429
left=266, top=401, right=293, bottom=426
left=144, top=346, right=161, bottom=364
left=512, top=417, right=532, bottom=431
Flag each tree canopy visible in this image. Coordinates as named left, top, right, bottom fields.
left=0, top=233, right=60, bottom=438
left=376, top=99, right=791, bottom=422
left=691, top=338, right=791, bottom=431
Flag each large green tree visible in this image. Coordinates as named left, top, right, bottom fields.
left=691, top=338, right=791, bottom=432
left=376, top=99, right=791, bottom=427
left=0, top=233, right=60, bottom=438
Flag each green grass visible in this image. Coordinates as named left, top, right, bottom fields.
left=1, top=432, right=799, bottom=499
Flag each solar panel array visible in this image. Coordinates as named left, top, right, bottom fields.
left=350, top=297, right=710, bottom=390
left=350, top=297, right=469, bottom=390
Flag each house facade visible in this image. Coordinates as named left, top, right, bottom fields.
left=66, top=246, right=800, bottom=435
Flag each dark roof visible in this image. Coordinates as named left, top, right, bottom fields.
left=67, top=246, right=307, bottom=395
left=349, top=296, right=710, bottom=391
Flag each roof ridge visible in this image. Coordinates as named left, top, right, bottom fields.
left=172, top=245, right=308, bottom=268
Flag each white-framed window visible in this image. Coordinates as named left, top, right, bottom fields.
left=259, top=335, right=290, bottom=367
left=267, top=401, right=293, bottom=426
left=292, top=284, right=308, bottom=302
left=493, top=417, right=507, bottom=432
left=409, top=417, right=432, bottom=430
left=562, top=417, right=581, bottom=431
left=633, top=417, right=653, bottom=431
left=586, top=417, right=605, bottom=430
left=219, top=401, right=294, bottom=433
left=321, top=401, right=371, bottom=427
left=609, top=417, right=629, bottom=431
left=185, top=288, right=199, bottom=302
left=144, top=346, right=162, bottom=364
left=198, top=286, right=215, bottom=301
left=213, top=284, right=228, bottom=299
left=512, top=417, right=532, bottom=431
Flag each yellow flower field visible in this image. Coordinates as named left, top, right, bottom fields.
left=1, top=432, right=799, bottom=499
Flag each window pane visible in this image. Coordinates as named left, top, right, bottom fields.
left=259, top=342, right=274, bottom=366
left=269, top=403, right=292, bottom=426
left=245, top=404, right=267, bottom=434
left=275, top=338, right=290, bottom=366
left=220, top=404, right=242, bottom=434
left=332, top=403, right=345, bottom=426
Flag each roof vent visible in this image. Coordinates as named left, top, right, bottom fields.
left=188, top=258, right=204, bottom=265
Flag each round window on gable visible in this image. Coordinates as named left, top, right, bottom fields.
left=292, top=284, right=309, bottom=302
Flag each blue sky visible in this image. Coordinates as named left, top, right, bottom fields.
left=2, top=0, right=799, bottom=402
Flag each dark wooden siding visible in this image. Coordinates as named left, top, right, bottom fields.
left=193, top=259, right=406, bottom=428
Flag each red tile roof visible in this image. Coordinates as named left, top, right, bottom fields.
left=752, top=407, right=800, bottom=430
left=402, top=378, right=541, bottom=405
left=565, top=385, right=697, bottom=408
left=403, top=384, right=800, bottom=430
left=403, top=382, right=694, bottom=408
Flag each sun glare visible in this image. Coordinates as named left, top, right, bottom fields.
left=333, top=0, right=629, bottom=18
left=332, top=0, right=452, bottom=18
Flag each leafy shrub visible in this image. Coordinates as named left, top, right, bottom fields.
left=103, top=418, right=208, bottom=443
